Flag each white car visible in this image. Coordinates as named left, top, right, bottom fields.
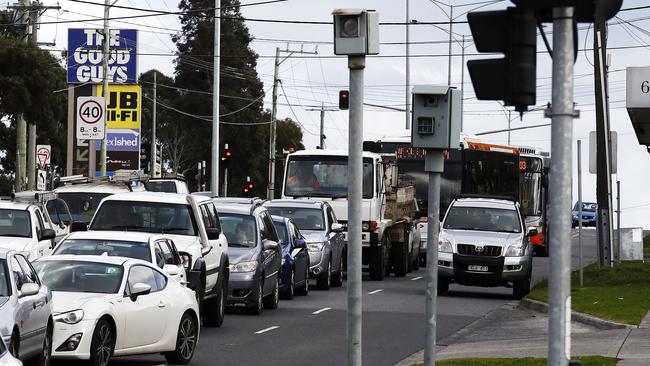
left=32, top=255, right=199, bottom=366
left=0, top=337, right=21, bottom=366
left=51, top=231, right=188, bottom=284
left=0, top=200, right=56, bottom=260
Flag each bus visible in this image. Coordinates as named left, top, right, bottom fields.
left=516, top=146, right=550, bottom=256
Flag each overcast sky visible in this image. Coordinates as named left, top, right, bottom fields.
left=19, top=0, right=650, bottom=228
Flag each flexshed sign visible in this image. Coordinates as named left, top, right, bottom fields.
left=67, top=28, right=137, bottom=84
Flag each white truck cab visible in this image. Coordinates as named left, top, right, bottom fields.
left=0, top=199, right=56, bottom=260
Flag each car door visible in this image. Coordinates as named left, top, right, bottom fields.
left=290, top=223, right=308, bottom=284
left=32, top=208, right=53, bottom=257
left=198, top=202, right=222, bottom=293
left=258, top=212, right=279, bottom=295
left=326, top=206, right=344, bottom=268
left=119, top=265, right=170, bottom=349
left=9, top=255, right=45, bottom=357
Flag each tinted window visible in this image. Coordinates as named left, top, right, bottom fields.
left=262, top=212, right=279, bottom=242
left=91, top=200, right=197, bottom=236
left=146, top=181, right=177, bottom=193
left=54, top=239, right=152, bottom=262
left=127, top=265, right=161, bottom=293
left=273, top=221, right=289, bottom=245
left=0, top=209, right=32, bottom=238
left=10, top=257, right=24, bottom=290
left=156, top=240, right=176, bottom=266
left=0, top=260, right=8, bottom=296
left=33, top=260, right=124, bottom=294
left=443, top=206, right=522, bottom=233
left=266, top=207, right=325, bottom=231
left=16, top=255, right=39, bottom=285
left=219, top=213, right=258, bottom=248
left=58, top=192, right=111, bottom=224
left=47, top=199, right=72, bottom=225
left=573, top=202, right=597, bottom=212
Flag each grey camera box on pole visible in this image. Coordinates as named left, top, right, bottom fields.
left=411, top=86, right=462, bottom=151
left=332, top=9, right=379, bottom=56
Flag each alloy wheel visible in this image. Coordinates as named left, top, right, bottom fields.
left=96, top=324, right=112, bottom=366
left=178, top=317, right=197, bottom=360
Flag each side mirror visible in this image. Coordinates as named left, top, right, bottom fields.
left=263, top=240, right=279, bottom=251
left=331, top=223, right=344, bottom=233
left=19, top=283, right=40, bottom=298
left=39, top=228, right=56, bottom=241
left=163, top=264, right=179, bottom=277
left=294, top=238, right=306, bottom=249
left=527, top=227, right=539, bottom=237
left=206, top=227, right=221, bottom=240
left=130, top=283, right=151, bottom=302
left=70, top=222, right=88, bottom=232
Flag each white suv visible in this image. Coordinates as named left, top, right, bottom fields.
left=87, top=192, right=229, bottom=326
left=438, top=197, right=536, bottom=299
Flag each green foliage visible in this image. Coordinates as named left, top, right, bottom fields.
left=412, top=356, right=617, bottom=366
left=643, top=234, right=650, bottom=259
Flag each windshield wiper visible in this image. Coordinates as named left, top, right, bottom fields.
left=162, top=227, right=190, bottom=233
left=228, top=243, right=252, bottom=248
left=110, top=225, right=145, bottom=231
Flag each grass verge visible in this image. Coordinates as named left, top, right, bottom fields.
left=528, top=260, right=650, bottom=325
left=410, top=356, right=617, bottom=366
left=644, top=234, right=650, bottom=259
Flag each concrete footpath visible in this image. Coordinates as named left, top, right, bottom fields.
left=395, top=302, right=650, bottom=366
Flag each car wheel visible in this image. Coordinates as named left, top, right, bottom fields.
left=369, top=245, right=386, bottom=281
left=412, top=252, right=420, bottom=270
left=393, top=241, right=409, bottom=277
left=316, top=260, right=331, bottom=290
left=296, top=263, right=309, bottom=296
left=438, top=278, right=450, bottom=295
left=246, top=281, right=263, bottom=315
left=164, top=312, right=198, bottom=365
left=203, top=278, right=226, bottom=327
left=89, top=319, right=114, bottom=366
left=331, top=257, right=343, bottom=287
left=9, top=329, right=19, bottom=359
left=281, top=269, right=295, bottom=300
left=34, top=321, right=52, bottom=366
left=513, top=273, right=532, bottom=300
left=264, top=278, right=279, bottom=309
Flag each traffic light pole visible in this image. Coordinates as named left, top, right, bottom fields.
left=267, top=47, right=280, bottom=200
left=211, top=0, right=221, bottom=196
left=548, top=6, right=575, bottom=366
left=347, top=55, right=364, bottom=366
left=152, top=71, right=158, bottom=178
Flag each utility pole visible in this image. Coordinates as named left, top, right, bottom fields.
left=616, top=180, right=621, bottom=264
left=460, top=35, right=466, bottom=132
left=447, top=5, right=453, bottom=86
left=99, top=0, right=110, bottom=177
left=508, top=110, right=512, bottom=145
left=405, top=0, right=410, bottom=130
left=211, top=0, right=221, bottom=195
left=152, top=71, right=158, bottom=177
left=12, top=0, right=30, bottom=192
left=594, top=17, right=614, bottom=267
left=547, top=6, right=574, bottom=366
left=306, top=103, right=338, bottom=149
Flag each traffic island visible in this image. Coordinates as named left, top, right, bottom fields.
left=411, top=356, right=617, bottom=366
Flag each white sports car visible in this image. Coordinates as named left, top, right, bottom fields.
left=32, top=255, right=199, bottom=366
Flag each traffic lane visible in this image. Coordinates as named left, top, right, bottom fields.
left=531, top=228, right=599, bottom=285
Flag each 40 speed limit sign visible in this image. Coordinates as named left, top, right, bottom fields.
left=76, top=96, right=106, bottom=140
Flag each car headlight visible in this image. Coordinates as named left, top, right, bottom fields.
left=179, top=252, right=192, bottom=269
left=229, top=261, right=258, bottom=273
left=438, top=238, right=453, bottom=253
left=55, top=310, right=84, bottom=325
left=572, top=214, right=578, bottom=219
left=307, top=242, right=324, bottom=252
left=505, top=243, right=526, bottom=257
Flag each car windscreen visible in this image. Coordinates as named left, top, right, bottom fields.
left=0, top=259, right=9, bottom=297
left=284, top=156, right=374, bottom=199
left=444, top=206, right=522, bottom=233
left=146, top=181, right=177, bottom=193
left=0, top=209, right=31, bottom=238
left=574, top=202, right=596, bottom=212
left=32, top=260, right=124, bottom=294
left=53, top=239, right=152, bottom=262
left=273, top=221, right=289, bottom=245
left=90, top=200, right=197, bottom=236
left=219, top=213, right=258, bottom=248
left=266, top=207, right=325, bottom=231
left=58, top=192, right=111, bottom=224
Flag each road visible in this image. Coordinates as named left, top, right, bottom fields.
left=86, top=229, right=599, bottom=366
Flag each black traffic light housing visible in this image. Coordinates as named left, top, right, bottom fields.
left=339, top=90, right=349, bottom=110
left=467, top=7, right=537, bottom=115
left=511, top=0, right=622, bottom=22
left=221, top=143, right=233, bottom=167
left=242, top=181, right=255, bottom=197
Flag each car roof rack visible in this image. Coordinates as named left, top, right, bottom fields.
left=457, top=194, right=518, bottom=203
left=10, top=191, right=58, bottom=204
left=57, top=171, right=148, bottom=192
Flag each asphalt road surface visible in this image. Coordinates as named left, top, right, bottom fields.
left=64, top=229, right=599, bottom=366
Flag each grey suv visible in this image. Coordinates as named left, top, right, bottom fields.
left=438, top=197, right=535, bottom=299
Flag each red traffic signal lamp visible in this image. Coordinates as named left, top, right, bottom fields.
left=221, top=143, right=233, bottom=165
left=243, top=181, right=255, bottom=196
left=339, top=90, right=349, bottom=110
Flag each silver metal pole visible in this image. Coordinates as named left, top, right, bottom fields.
left=578, top=139, right=584, bottom=287
left=447, top=5, right=453, bottom=86
left=27, top=123, right=36, bottom=190
left=152, top=71, right=157, bottom=178
left=99, top=0, right=109, bottom=176
left=223, top=167, right=228, bottom=197
left=211, top=0, right=221, bottom=195
left=347, top=55, right=365, bottom=366
left=508, top=110, right=512, bottom=145
left=616, top=180, right=621, bottom=264
left=268, top=47, right=280, bottom=199
left=424, top=151, right=443, bottom=365
left=548, top=7, right=574, bottom=366
left=460, top=36, right=465, bottom=132
left=405, top=0, right=410, bottom=130
left=320, top=103, right=325, bottom=149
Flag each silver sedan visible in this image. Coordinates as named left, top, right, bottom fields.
left=0, top=249, right=53, bottom=365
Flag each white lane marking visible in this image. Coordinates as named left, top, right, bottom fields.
left=411, top=276, right=423, bottom=281
left=312, top=307, right=332, bottom=315
left=255, top=326, right=280, bottom=334
left=368, top=289, right=383, bottom=295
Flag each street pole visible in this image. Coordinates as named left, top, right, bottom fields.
left=223, top=167, right=228, bottom=197
left=424, top=151, right=443, bottom=365
left=347, top=55, right=365, bottom=366
left=27, top=124, right=36, bottom=190
left=211, top=0, right=221, bottom=195
left=405, top=0, right=410, bottom=130
left=99, top=0, right=110, bottom=176
left=460, top=35, right=466, bottom=132
left=320, top=103, right=325, bottom=149
left=447, top=5, right=453, bottom=86
left=616, top=180, right=621, bottom=264
left=548, top=6, right=574, bottom=366
left=14, top=0, right=30, bottom=192
left=152, top=71, right=157, bottom=178
left=578, top=139, right=584, bottom=287
left=267, top=47, right=280, bottom=199
left=508, top=110, right=512, bottom=145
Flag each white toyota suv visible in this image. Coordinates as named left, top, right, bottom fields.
left=87, top=192, right=229, bottom=326
left=438, top=196, right=535, bottom=299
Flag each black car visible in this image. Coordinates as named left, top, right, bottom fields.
left=216, top=203, right=282, bottom=315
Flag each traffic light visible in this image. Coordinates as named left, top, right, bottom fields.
left=339, top=90, right=349, bottom=110
left=467, top=7, right=537, bottom=115
left=221, top=143, right=232, bottom=166
left=242, top=180, right=255, bottom=197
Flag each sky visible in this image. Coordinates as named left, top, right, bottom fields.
left=15, top=0, right=650, bottom=228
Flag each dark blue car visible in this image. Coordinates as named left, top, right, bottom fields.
left=572, top=202, right=597, bottom=227
left=271, top=216, right=310, bottom=299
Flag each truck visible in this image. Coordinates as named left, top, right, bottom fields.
left=281, top=149, right=418, bottom=280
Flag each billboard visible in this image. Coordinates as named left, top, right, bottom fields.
left=67, top=28, right=138, bottom=84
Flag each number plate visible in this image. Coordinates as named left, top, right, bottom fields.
left=468, top=265, right=488, bottom=272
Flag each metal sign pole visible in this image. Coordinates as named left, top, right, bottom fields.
left=548, top=6, right=575, bottom=366
left=578, top=140, right=584, bottom=287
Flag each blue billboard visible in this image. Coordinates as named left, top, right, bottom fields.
left=67, top=28, right=138, bottom=84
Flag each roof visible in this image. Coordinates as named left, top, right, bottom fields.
left=55, top=182, right=133, bottom=194
left=0, top=248, right=13, bottom=260
left=453, top=198, right=517, bottom=210
left=264, top=199, right=325, bottom=209
left=64, top=231, right=163, bottom=242
left=100, top=192, right=200, bottom=205
left=0, top=200, right=32, bottom=210
left=35, top=254, right=132, bottom=266
left=289, top=149, right=379, bottom=159
left=214, top=203, right=256, bottom=216
left=271, top=215, right=291, bottom=224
